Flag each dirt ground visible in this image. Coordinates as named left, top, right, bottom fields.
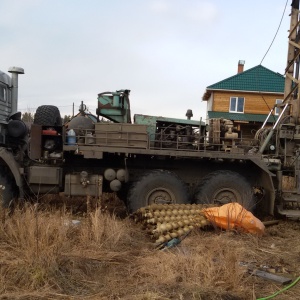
left=133, top=218, right=300, bottom=300
left=1, top=196, right=300, bottom=300
left=82, top=196, right=300, bottom=299
left=226, top=219, right=300, bottom=299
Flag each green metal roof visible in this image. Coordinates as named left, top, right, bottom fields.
left=205, top=65, right=284, bottom=95
left=207, top=111, right=278, bottom=123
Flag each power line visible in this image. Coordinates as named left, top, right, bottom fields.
left=19, top=104, right=98, bottom=115
left=256, top=0, right=289, bottom=121
left=260, top=0, right=289, bottom=65
left=18, top=105, right=74, bottom=111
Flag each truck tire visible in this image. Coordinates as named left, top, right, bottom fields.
left=195, top=170, right=255, bottom=211
left=34, top=105, right=62, bottom=126
left=127, top=170, right=189, bottom=213
left=0, top=172, right=17, bottom=211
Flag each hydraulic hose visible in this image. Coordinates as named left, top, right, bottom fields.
left=257, top=275, right=300, bottom=300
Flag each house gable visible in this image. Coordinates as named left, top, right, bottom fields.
left=203, top=65, right=284, bottom=100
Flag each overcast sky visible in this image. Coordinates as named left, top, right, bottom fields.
left=0, top=0, right=291, bottom=121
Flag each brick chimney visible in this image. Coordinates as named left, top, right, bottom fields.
left=237, top=60, right=245, bottom=73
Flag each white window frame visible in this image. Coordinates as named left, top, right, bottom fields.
left=229, top=96, right=245, bottom=113
left=275, top=99, right=283, bottom=115
left=0, top=84, right=6, bottom=102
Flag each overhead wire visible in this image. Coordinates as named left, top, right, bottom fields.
left=260, top=0, right=289, bottom=65
left=255, top=5, right=300, bottom=298
left=19, top=104, right=98, bottom=115
left=255, top=0, right=289, bottom=126
left=19, top=104, right=74, bottom=111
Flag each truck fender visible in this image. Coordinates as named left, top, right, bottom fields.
left=0, top=147, right=23, bottom=196
left=249, top=157, right=276, bottom=215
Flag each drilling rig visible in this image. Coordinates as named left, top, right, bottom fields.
left=0, top=1, right=300, bottom=218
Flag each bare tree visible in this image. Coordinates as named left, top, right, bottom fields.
left=22, top=112, right=34, bottom=123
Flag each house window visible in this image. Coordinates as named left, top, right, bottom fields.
left=275, top=99, right=283, bottom=115
left=0, top=85, right=6, bottom=102
left=229, top=97, right=244, bottom=113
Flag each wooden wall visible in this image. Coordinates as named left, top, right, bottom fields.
left=212, top=91, right=283, bottom=114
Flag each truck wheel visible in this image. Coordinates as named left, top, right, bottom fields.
left=0, top=173, right=17, bottom=215
left=127, top=170, right=189, bottom=213
left=195, top=170, right=255, bottom=211
left=34, top=105, right=62, bottom=126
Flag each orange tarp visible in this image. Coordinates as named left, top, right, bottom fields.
left=202, top=202, right=265, bottom=235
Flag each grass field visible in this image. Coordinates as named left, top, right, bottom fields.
left=1, top=204, right=300, bottom=300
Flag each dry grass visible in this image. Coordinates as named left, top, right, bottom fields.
left=0, top=205, right=299, bottom=300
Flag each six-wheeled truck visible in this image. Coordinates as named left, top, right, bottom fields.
left=1, top=1, right=300, bottom=218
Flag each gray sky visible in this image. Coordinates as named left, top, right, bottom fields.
left=0, top=0, right=290, bottom=121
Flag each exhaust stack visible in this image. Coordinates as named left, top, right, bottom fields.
left=8, top=66, right=24, bottom=114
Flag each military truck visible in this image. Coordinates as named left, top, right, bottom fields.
left=1, top=1, right=300, bottom=218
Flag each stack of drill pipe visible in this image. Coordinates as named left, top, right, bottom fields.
left=132, top=204, right=211, bottom=244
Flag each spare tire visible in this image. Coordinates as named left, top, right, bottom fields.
left=34, top=105, right=62, bottom=126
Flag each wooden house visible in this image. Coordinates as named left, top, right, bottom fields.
left=202, top=61, right=285, bottom=138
